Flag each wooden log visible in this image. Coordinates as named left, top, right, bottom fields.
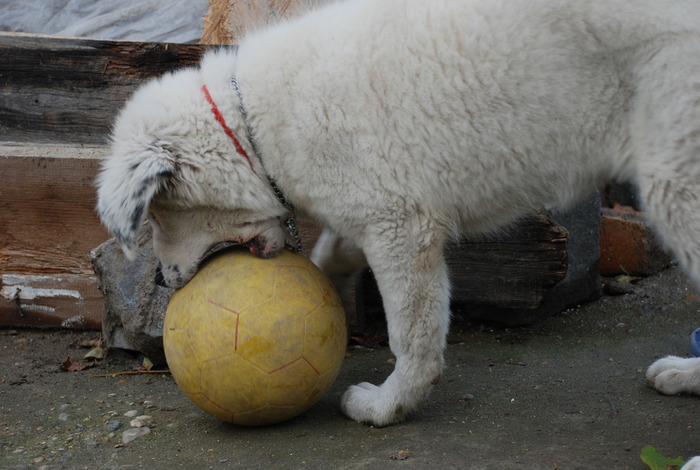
left=0, top=33, right=210, bottom=145
left=359, top=212, right=569, bottom=324
left=447, top=211, right=568, bottom=309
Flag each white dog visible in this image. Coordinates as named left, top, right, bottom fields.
left=97, top=0, right=700, bottom=439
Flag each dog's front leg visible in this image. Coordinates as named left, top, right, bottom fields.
left=341, top=217, right=450, bottom=426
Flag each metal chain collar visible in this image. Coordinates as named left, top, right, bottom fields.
left=230, top=77, right=302, bottom=253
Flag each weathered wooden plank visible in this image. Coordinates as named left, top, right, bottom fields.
left=0, top=273, right=102, bottom=329
left=0, top=33, right=213, bottom=145
left=0, top=147, right=108, bottom=274
left=0, top=145, right=108, bottom=327
left=0, top=34, right=216, bottom=329
left=359, top=212, right=569, bottom=319
left=447, top=212, right=568, bottom=309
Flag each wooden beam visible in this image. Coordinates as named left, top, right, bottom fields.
left=359, top=211, right=569, bottom=323
left=447, top=211, right=568, bottom=309
left=0, top=33, right=211, bottom=144
left=0, top=145, right=107, bottom=327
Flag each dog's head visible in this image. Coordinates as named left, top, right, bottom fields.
left=97, top=54, right=288, bottom=287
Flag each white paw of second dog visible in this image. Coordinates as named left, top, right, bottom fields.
left=682, top=456, right=700, bottom=470
left=646, top=356, right=700, bottom=395
left=341, top=382, right=410, bottom=427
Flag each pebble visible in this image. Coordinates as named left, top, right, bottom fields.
left=107, top=420, right=122, bottom=432
left=85, top=440, right=100, bottom=448
left=122, top=427, right=151, bottom=444
left=8, top=400, right=161, bottom=462
left=130, top=415, right=152, bottom=428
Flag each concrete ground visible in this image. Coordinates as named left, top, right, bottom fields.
left=1, top=266, right=698, bottom=469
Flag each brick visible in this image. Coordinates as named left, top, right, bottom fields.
left=599, top=206, right=672, bottom=276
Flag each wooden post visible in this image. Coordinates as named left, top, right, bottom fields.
left=202, top=0, right=317, bottom=44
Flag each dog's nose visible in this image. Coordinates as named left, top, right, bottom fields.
left=155, top=264, right=168, bottom=287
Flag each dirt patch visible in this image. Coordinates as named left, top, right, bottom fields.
left=1, top=267, right=698, bottom=469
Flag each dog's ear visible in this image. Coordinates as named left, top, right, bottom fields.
left=96, top=143, right=176, bottom=260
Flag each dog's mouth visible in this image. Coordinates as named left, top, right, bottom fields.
left=201, top=240, right=244, bottom=264
left=154, top=241, right=243, bottom=288
left=199, top=233, right=281, bottom=267
left=246, top=234, right=282, bottom=258
left=155, top=232, right=284, bottom=288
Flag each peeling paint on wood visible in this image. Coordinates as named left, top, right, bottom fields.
left=0, top=272, right=102, bottom=328
left=1, top=275, right=83, bottom=301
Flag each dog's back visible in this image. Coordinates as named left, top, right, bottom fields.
left=234, top=0, right=700, bottom=237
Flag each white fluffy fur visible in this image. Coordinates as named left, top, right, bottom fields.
left=683, top=456, right=700, bottom=470
left=98, top=0, right=700, bottom=428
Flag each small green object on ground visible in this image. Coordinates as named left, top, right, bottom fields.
left=640, top=445, right=686, bottom=470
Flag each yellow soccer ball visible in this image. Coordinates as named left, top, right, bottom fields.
left=163, top=249, right=347, bottom=426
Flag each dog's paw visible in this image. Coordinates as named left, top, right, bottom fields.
left=646, top=356, right=700, bottom=395
left=340, top=382, right=409, bottom=427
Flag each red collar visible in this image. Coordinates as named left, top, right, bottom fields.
left=202, top=81, right=302, bottom=252
left=201, top=84, right=255, bottom=171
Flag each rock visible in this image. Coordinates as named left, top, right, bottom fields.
left=129, top=415, right=152, bottom=428
left=91, top=225, right=173, bottom=365
left=106, top=420, right=121, bottom=432
left=121, top=427, right=151, bottom=444
left=536, top=192, right=603, bottom=314
left=123, top=410, right=139, bottom=418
